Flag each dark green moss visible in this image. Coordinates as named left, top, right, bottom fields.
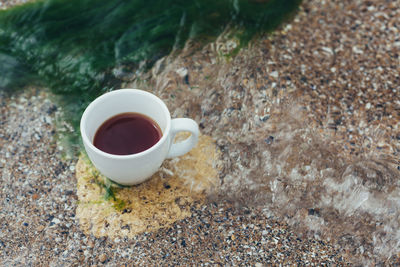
left=94, top=177, right=128, bottom=211
left=0, top=0, right=301, bottom=153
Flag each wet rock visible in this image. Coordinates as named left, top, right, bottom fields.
left=76, top=134, right=221, bottom=238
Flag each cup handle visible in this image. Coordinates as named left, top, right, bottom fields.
left=167, top=118, right=199, bottom=159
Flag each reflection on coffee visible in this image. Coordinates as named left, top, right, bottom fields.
left=93, top=112, right=162, bottom=155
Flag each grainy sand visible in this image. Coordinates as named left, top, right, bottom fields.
left=1, top=0, right=399, bottom=265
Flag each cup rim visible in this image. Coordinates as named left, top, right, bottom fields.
left=80, top=88, right=171, bottom=159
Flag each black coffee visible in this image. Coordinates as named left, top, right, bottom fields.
left=93, top=112, right=162, bottom=155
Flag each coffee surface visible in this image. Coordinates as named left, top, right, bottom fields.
left=93, top=112, right=162, bottom=155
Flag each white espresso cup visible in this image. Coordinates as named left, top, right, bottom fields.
left=80, top=89, right=199, bottom=185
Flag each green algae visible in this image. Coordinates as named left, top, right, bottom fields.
left=0, top=0, right=301, bottom=154
left=80, top=153, right=128, bottom=211
left=93, top=171, right=128, bottom=211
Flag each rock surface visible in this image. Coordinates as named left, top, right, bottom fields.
left=76, top=134, right=220, bottom=238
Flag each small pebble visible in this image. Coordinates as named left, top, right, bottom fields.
left=264, top=136, right=274, bottom=144
left=87, top=240, right=95, bottom=248
left=99, top=253, right=107, bottom=263
left=270, top=71, right=279, bottom=78
left=175, top=67, right=188, bottom=78
left=36, top=225, right=45, bottom=232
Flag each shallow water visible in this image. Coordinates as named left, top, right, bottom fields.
left=139, top=27, right=400, bottom=263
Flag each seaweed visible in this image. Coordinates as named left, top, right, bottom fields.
left=0, top=0, right=301, bottom=153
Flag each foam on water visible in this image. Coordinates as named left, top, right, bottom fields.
left=215, top=102, right=399, bottom=263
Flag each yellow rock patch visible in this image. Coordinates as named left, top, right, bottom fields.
left=76, top=134, right=221, bottom=238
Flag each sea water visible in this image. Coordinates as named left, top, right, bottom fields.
left=0, top=0, right=300, bottom=139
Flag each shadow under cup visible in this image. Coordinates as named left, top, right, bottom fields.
left=80, top=89, right=172, bottom=185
